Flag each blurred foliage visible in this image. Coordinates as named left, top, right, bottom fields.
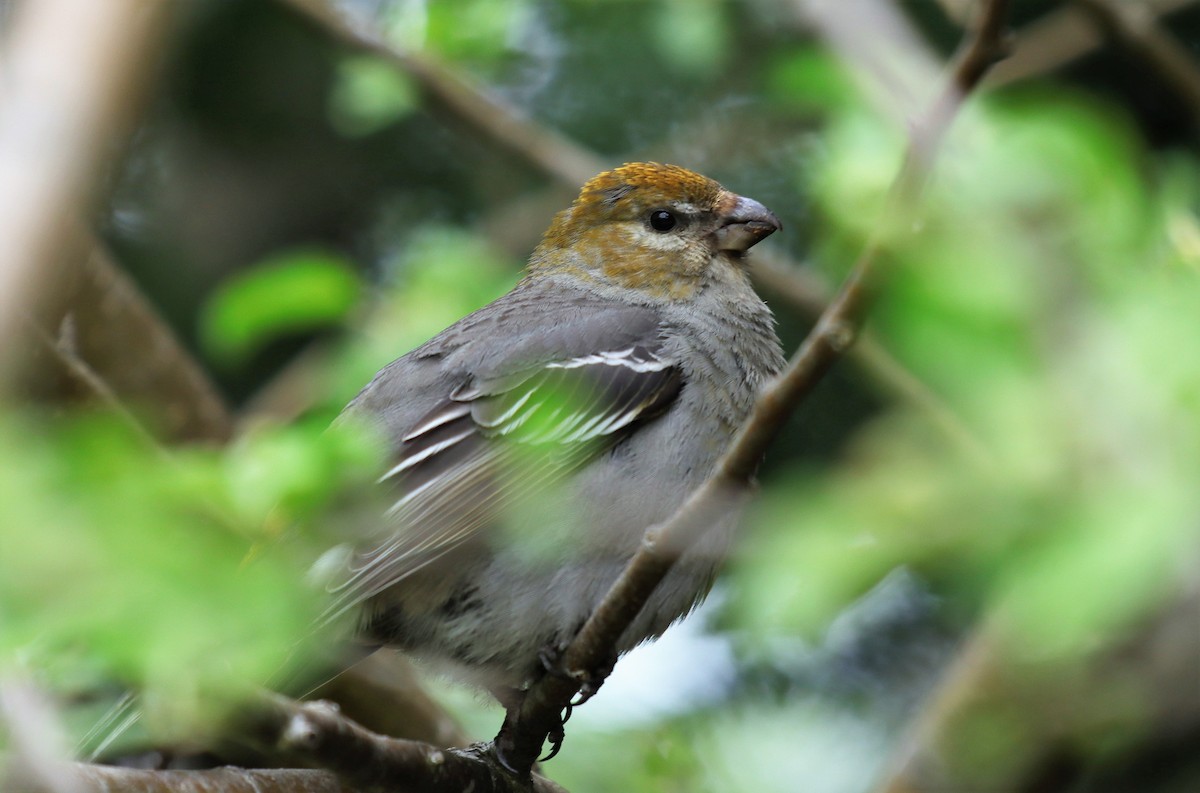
left=734, top=76, right=1200, bottom=652
left=7, top=0, right=1200, bottom=790
left=382, top=0, right=528, bottom=69
left=318, top=225, right=521, bottom=411
left=200, top=247, right=363, bottom=368
left=719, top=58, right=1199, bottom=792
left=328, top=55, right=419, bottom=137
left=0, top=413, right=383, bottom=751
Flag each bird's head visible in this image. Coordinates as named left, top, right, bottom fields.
left=529, top=162, right=781, bottom=301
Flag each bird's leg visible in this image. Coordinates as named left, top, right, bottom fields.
left=492, top=644, right=620, bottom=770
left=490, top=683, right=569, bottom=769
left=537, top=642, right=616, bottom=707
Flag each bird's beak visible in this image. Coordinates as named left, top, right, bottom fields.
left=714, top=194, right=781, bottom=252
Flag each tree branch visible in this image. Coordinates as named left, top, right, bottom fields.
left=494, top=0, right=1013, bottom=774
left=1074, top=0, right=1200, bottom=130
left=872, top=570, right=1200, bottom=793
left=24, top=231, right=234, bottom=444
left=279, top=0, right=606, bottom=189
left=989, top=0, right=1197, bottom=87
left=6, top=763, right=359, bottom=793
left=0, top=0, right=172, bottom=387
left=238, top=692, right=566, bottom=793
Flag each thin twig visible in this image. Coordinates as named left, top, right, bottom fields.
left=21, top=231, right=235, bottom=445
left=495, top=0, right=1013, bottom=774
left=309, top=651, right=471, bottom=749
left=281, top=0, right=606, bottom=189
left=872, top=564, right=1200, bottom=792
left=29, top=318, right=162, bottom=451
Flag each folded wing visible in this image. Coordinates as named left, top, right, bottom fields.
left=324, top=332, right=682, bottom=620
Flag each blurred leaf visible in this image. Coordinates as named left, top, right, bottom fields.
left=651, top=0, right=729, bottom=77
left=386, top=0, right=529, bottom=72
left=733, top=89, right=1200, bottom=672
left=0, top=412, right=382, bottom=743
left=766, top=49, right=856, bottom=114
left=200, top=248, right=362, bottom=368
left=328, top=55, right=418, bottom=137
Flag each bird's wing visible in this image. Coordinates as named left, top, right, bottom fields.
left=323, top=313, right=682, bottom=620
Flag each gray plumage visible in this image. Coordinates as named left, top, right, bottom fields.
left=330, top=163, right=785, bottom=697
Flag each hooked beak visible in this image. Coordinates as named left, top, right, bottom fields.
left=714, top=194, right=782, bottom=252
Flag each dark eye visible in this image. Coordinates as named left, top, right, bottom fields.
left=649, top=209, right=676, bottom=232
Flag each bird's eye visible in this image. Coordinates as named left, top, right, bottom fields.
left=649, top=209, right=677, bottom=232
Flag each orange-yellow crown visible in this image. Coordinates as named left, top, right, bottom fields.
left=575, top=162, right=724, bottom=211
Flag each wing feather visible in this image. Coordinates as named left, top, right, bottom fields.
left=323, top=335, right=682, bottom=623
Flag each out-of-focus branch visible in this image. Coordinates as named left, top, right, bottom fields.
left=988, top=0, right=1197, bottom=87
left=0, top=0, right=172, bottom=387
left=1075, top=0, right=1200, bottom=129
left=494, top=0, right=1013, bottom=774
left=25, top=231, right=234, bottom=444
left=797, top=0, right=944, bottom=126
left=7, top=763, right=358, bottom=793
left=280, top=0, right=606, bottom=189
left=751, top=252, right=991, bottom=465
left=0, top=682, right=82, bottom=793
left=873, top=570, right=1200, bottom=793
left=309, top=651, right=470, bottom=749
left=240, top=692, right=566, bottom=793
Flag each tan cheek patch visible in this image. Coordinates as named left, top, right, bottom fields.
left=539, top=222, right=704, bottom=300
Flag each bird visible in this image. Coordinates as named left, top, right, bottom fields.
left=328, top=161, right=784, bottom=723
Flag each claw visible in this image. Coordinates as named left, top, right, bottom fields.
left=537, top=708, right=569, bottom=762
left=531, top=642, right=617, bottom=762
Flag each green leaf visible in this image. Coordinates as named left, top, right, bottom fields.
left=200, top=248, right=362, bottom=368
left=766, top=49, right=856, bottom=113
left=652, top=0, right=729, bottom=77
left=328, top=55, right=418, bottom=137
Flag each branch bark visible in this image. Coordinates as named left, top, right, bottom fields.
left=0, top=0, right=172, bottom=388
left=24, top=230, right=234, bottom=444
left=238, top=693, right=566, bottom=793
left=6, top=763, right=358, bottom=793
left=494, top=0, right=1014, bottom=774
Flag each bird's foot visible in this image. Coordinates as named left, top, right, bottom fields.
left=537, top=642, right=616, bottom=708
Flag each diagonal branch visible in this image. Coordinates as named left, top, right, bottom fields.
left=280, top=0, right=606, bottom=189
left=988, top=0, right=1197, bottom=87
left=26, top=231, right=234, bottom=444
left=1074, top=0, right=1200, bottom=130
left=494, top=0, right=1013, bottom=775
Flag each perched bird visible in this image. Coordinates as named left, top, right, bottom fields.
left=331, top=162, right=784, bottom=713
